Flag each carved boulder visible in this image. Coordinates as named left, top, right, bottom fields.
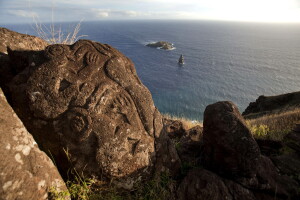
left=8, top=40, right=163, bottom=188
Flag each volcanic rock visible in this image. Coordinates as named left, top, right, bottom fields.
left=8, top=40, right=163, bottom=189
left=0, top=27, right=48, bottom=54
left=186, top=125, right=203, bottom=142
left=164, top=119, right=188, bottom=139
left=177, top=168, right=232, bottom=200
left=155, top=131, right=182, bottom=177
left=0, top=88, right=68, bottom=200
left=202, top=101, right=260, bottom=178
left=0, top=28, right=48, bottom=95
left=146, top=41, right=174, bottom=50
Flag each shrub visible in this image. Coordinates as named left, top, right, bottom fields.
left=248, top=124, right=269, bottom=138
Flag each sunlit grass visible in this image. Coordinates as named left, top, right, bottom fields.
left=246, top=108, right=300, bottom=141
left=49, top=173, right=174, bottom=200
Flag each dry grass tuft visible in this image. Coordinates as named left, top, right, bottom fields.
left=246, top=108, right=300, bottom=141
left=32, top=16, right=87, bottom=45
left=162, top=113, right=203, bottom=130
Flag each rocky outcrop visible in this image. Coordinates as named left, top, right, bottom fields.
left=176, top=101, right=300, bottom=200
left=146, top=41, right=174, bottom=50
left=0, top=27, right=48, bottom=95
left=0, top=28, right=48, bottom=54
left=202, top=101, right=260, bottom=178
left=243, top=91, right=300, bottom=118
left=0, top=88, right=68, bottom=200
left=7, top=39, right=164, bottom=189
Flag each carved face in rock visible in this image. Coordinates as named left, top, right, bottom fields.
left=26, top=40, right=159, bottom=179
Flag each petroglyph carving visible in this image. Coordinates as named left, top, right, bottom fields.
left=9, top=40, right=163, bottom=186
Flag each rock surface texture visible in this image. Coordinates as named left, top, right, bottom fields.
left=0, top=88, right=68, bottom=200
left=8, top=39, right=163, bottom=188
left=0, top=27, right=48, bottom=54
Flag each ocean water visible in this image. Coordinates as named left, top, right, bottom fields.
left=3, top=20, right=300, bottom=121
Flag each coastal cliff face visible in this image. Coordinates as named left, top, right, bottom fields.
left=243, top=91, right=300, bottom=118
left=0, top=27, right=300, bottom=199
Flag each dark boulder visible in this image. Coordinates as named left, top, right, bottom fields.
left=201, top=101, right=299, bottom=199
left=202, top=101, right=260, bottom=178
left=0, top=88, right=68, bottom=200
left=8, top=40, right=164, bottom=189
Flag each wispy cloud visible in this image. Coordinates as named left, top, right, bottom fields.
left=91, top=9, right=138, bottom=18
left=7, top=9, right=36, bottom=18
left=1, top=0, right=300, bottom=23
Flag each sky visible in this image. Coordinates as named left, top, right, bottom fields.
left=1, top=0, right=300, bottom=24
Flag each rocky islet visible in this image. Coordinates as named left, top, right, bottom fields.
left=146, top=41, right=174, bottom=50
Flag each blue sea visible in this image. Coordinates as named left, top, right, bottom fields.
left=3, top=20, right=300, bottom=121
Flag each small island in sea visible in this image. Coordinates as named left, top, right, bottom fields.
left=146, top=41, right=174, bottom=50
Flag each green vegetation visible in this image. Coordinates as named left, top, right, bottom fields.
left=248, top=124, right=269, bottom=139
left=246, top=108, right=300, bottom=140
left=49, top=172, right=175, bottom=200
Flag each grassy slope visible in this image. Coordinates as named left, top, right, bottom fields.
left=246, top=108, right=300, bottom=141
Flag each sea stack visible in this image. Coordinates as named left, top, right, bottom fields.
left=178, top=54, right=184, bottom=64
